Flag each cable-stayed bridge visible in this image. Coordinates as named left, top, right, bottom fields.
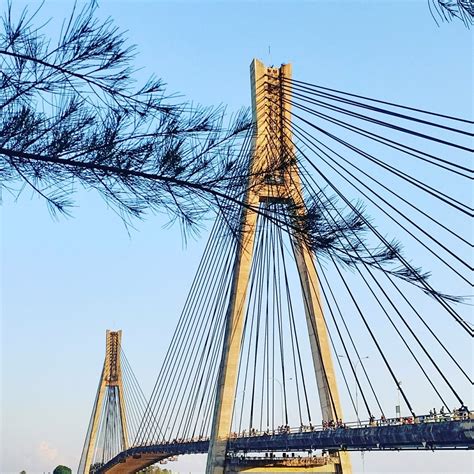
left=78, top=59, right=473, bottom=474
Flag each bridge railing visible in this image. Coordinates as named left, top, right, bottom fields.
left=121, top=411, right=472, bottom=449
left=227, top=410, right=472, bottom=440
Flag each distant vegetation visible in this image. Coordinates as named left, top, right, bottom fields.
left=139, top=466, right=174, bottom=473
left=53, top=466, right=72, bottom=474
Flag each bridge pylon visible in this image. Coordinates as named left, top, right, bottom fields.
left=206, top=59, right=351, bottom=474
left=78, top=330, right=129, bottom=474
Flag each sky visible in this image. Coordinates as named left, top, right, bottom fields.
left=1, top=0, right=473, bottom=473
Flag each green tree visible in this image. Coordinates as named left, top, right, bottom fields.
left=52, top=467, right=71, bottom=474
left=139, top=467, right=173, bottom=473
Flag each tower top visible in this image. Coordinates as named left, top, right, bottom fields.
left=105, top=329, right=122, bottom=385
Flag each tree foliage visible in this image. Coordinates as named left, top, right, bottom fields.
left=0, top=1, right=251, bottom=231
left=53, top=466, right=72, bottom=474
left=0, top=1, right=460, bottom=303
left=429, top=0, right=473, bottom=26
left=139, top=466, right=174, bottom=473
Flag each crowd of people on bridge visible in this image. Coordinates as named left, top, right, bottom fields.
left=428, top=405, right=470, bottom=421
left=155, top=405, right=471, bottom=447
left=319, top=405, right=472, bottom=431
left=322, top=419, right=347, bottom=430
left=227, top=405, right=472, bottom=441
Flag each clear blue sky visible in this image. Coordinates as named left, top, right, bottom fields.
left=2, top=1, right=472, bottom=473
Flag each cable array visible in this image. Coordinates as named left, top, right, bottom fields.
left=120, top=348, right=149, bottom=443
left=133, top=127, right=255, bottom=446
left=128, top=74, right=472, bottom=455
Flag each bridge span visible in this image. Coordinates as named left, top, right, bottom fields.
left=97, top=418, right=473, bottom=473
left=79, top=59, right=473, bottom=474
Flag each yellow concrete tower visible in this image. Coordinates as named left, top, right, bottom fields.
left=206, top=59, right=351, bottom=474
left=79, top=330, right=129, bottom=474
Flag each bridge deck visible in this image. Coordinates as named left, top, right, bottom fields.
left=97, top=453, right=167, bottom=474
left=97, top=419, right=473, bottom=473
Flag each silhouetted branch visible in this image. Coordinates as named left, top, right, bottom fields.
left=0, top=0, right=252, bottom=230
left=429, top=0, right=473, bottom=27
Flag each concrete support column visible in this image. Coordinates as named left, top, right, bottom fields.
left=206, top=59, right=351, bottom=474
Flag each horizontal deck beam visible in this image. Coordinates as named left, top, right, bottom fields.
left=98, top=420, right=473, bottom=473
